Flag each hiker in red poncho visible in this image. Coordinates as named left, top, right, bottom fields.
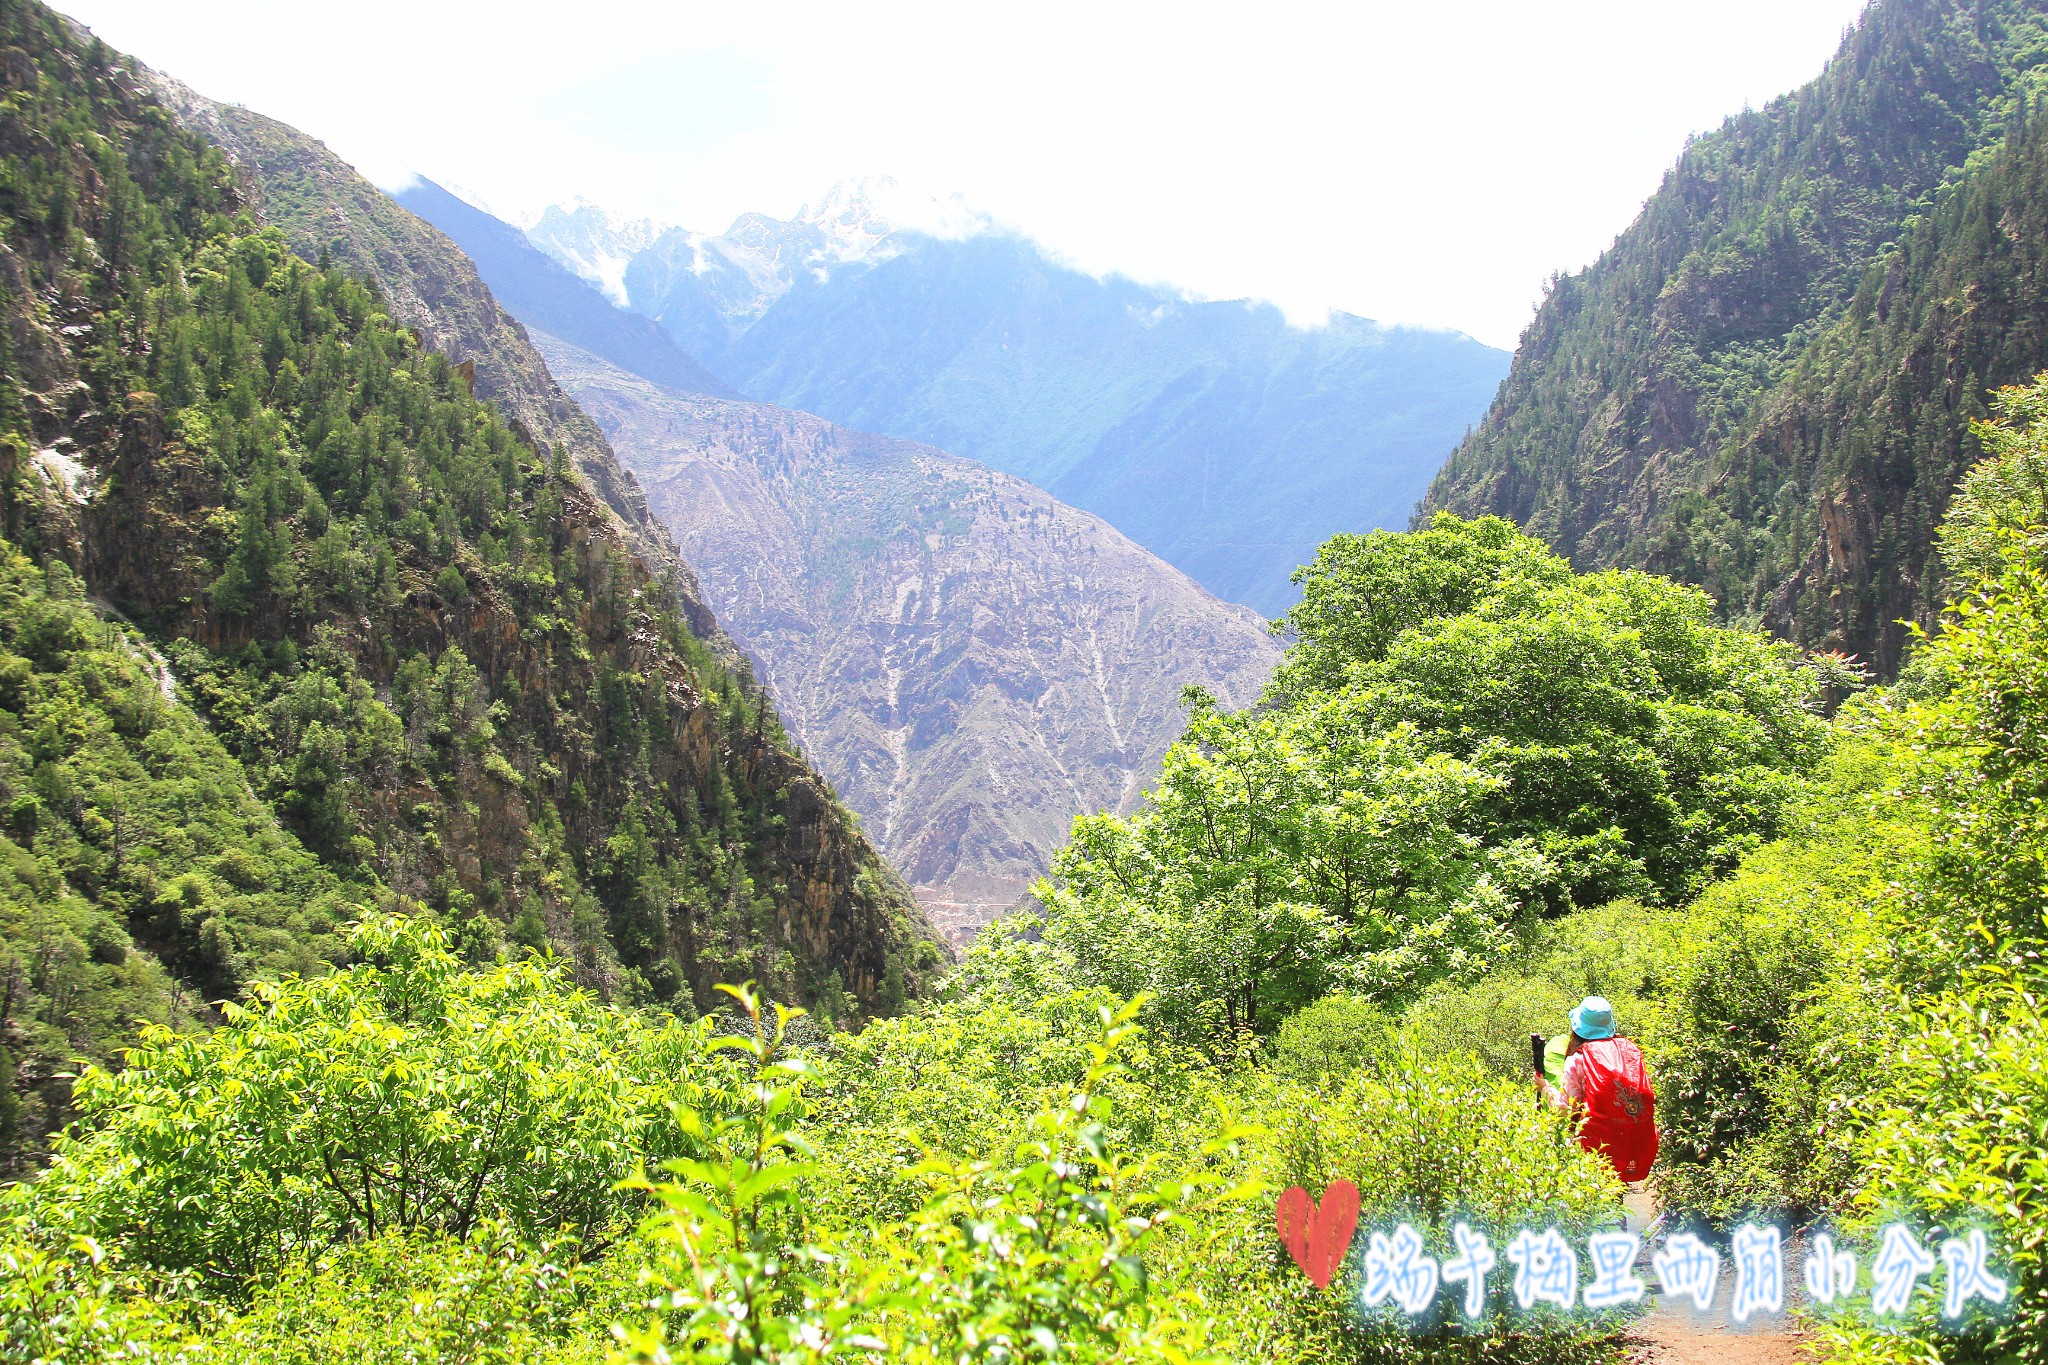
left=1535, top=995, right=1660, bottom=1184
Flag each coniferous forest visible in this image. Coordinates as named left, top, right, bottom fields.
left=5, top=0, right=2048, bottom=1363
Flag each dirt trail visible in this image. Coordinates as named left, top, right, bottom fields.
left=1621, top=1190, right=1813, bottom=1365
left=1629, top=1327, right=1811, bottom=1364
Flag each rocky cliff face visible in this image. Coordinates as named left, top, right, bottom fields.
left=538, top=338, right=1283, bottom=937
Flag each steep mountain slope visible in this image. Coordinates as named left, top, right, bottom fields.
left=1653, top=107, right=2048, bottom=669
left=138, top=60, right=949, bottom=981
left=531, top=188, right=1509, bottom=616
left=140, top=76, right=736, bottom=649
left=1423, top=0, right=2048, bottom=673
left=539, top=338, right=1282, bottom=935
left=0, top=0, right=938, bottom=1161
left=408, top=189, right=1282, bottom=933
left=0, top=539, right=354, bottom=1171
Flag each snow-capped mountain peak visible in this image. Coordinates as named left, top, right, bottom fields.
left=522, top=180, right=1002, bottom=335
left=796, top=176, right=991, bottom=265
left=527, top=200, right=666, bottom=306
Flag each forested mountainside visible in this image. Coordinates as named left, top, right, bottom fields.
left=0, top=1, right=939, bottom=1167
left=528, top=188, right=1509, bottom=616
left=398, top=184, right=1281, bottom=935
left=543, top=339, right=1280, bottom=936
left=141, top=76, right=736, bottom=650
left=1424, top=0, right=2048, bottom=675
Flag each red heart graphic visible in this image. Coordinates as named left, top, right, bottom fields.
left=1274, top=1179, right=1360, bottom=1289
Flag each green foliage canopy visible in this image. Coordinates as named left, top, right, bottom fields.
left=1031, top=514, right=1828, bottom=1048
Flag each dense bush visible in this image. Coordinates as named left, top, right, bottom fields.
left=1268, top=993, right=1397, bottom=1088
left=809, top=985, right=1213, bottom=1222
left=33, top=916, right=728, bottom=1290
left=1634, top=737, right=1914, bottom=1224
left=1641, top=381, right=2048, bottom=1360
left=1816, top=974, right=2048, bottom=1363
left=195, top=1227, right=640, bottom=1365
left=1183, top=1053, right=1629, bottom=1365
left=1399, top=901, right=1688, bottom=1083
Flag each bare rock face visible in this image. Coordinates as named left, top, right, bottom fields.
left=540, top=337, right=1283, bottom=938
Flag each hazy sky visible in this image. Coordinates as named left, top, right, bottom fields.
left=56, top=0, right=1870, bottom=349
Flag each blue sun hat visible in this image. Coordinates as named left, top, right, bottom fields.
left=1570, top=996, right=1616, bottom=1040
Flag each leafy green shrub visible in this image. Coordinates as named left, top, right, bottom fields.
left=1399, top=900, right=1686, bottom=1082
left=35, top=915, right=728, bottom=1291
left=0, top=1214, right=182, bottom=1365
left=1184, top=1054, right=1627, bottom=1365
left=198, top=1226, right=636, bottom=1364
left=615, top=991, right=1257, bottom=1364
left=1639, top=739, right=1912, bottom=1225
left=1817, top=973, right=2048, bottom=1364
left=1270, top=993, right=1398, bottom=1088
left=808, top=985, right=1215, bottom=1228
left=1280, top=1052, right=1621, bottom=1232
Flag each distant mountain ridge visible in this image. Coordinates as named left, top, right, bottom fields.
left=527, top=184, right=1510, bottom=615
left=394, top=180, right=737, bottom=402
left=413, top=187, right=1283, bottom=932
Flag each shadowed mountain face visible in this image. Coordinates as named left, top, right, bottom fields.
left=403, top=190, right=1282, bottom=934
left=528, top=187, right=1511, bottom=616
left=537, top=339, right=1281, bottom=935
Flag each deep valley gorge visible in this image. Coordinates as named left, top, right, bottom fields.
left=395, top=179, right=1283, bottom=934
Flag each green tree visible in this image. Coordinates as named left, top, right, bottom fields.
left=1028, top=516, right=1828, bottom=1047
left=1271, top=512, right=1571, bottom=696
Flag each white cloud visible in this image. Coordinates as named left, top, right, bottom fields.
left=54, top=0, right=1870, bottom=348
